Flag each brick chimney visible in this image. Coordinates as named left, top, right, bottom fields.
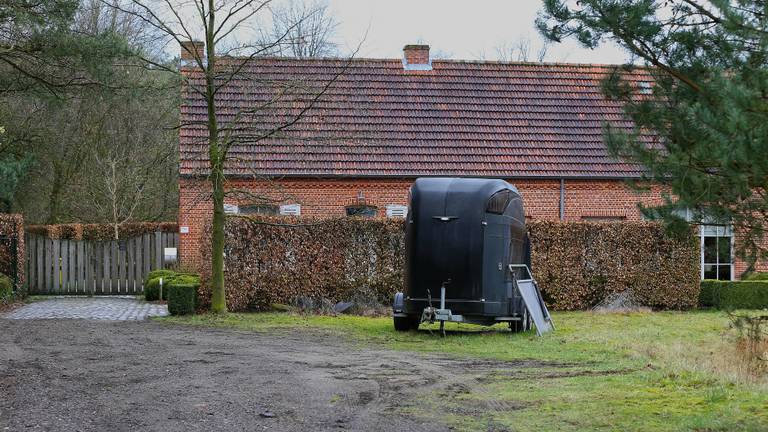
left=180, top=40, right=205, bottom=65
left=402, top=44, right=432, bottom=71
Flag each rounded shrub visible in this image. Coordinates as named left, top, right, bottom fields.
left=144, top=271, right=201, bottom=302
left=144, top=277, right=166, bottom=301
left=0, top=273, right=13, bottom=303
left=170, top=273, right=200, bottom=285
left=167, top=283, right=199, bottom=315
left=144, top=269, right=178, bottom=286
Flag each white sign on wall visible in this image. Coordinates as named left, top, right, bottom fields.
left=180, top=226, right=190, bottom=234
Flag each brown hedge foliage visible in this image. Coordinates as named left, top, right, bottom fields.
left=26, top=222, right=178, bottom=241
left=0, top=214, right=25, bottom=294
left=528, top=221, right=700, bottom=310
left=199, top=216, right=404, bottom=312
left=199, top=217, right=700, bottom=312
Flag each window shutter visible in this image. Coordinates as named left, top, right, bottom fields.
left=386, top=204, right=408, bottom=218
left=223, top=204, right=239, bottom=214
left=279, top=204, right=301, bottom=216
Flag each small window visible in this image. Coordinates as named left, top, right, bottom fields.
left=487, top=190, right=512, bottom=214
left=386, top=204, right=408, bottom=218
left=702, top=224, right=733, bottom=280
left=279, top=204, right=301, bottom=216
left=346, top=205, right=377, bottom=218
left=223, top=204, right=239, bottom=214
left=240, top=204, right=278, bottom=215
left=638, top=81, right=653, bottom=95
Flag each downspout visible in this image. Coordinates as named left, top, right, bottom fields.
left=559, top=179, right=565, bottom=221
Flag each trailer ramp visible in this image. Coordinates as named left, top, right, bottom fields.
left=509, top=264, right=554, bottom=336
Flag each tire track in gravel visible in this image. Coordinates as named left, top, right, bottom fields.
left=0, top=319, right=577, bottom=432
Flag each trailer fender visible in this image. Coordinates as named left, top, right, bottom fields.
left=393, top=292, right=406, bottom=316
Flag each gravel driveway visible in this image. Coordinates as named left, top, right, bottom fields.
left=0, top=318, right=531, bottom=432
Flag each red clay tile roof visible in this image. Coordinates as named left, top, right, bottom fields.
left=180, top=58, right=652, bottom=178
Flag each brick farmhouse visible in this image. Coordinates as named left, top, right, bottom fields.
left=178, top=43, right=753, bottom=280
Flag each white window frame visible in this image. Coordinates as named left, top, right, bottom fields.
left=223, top=204, right=239, bottom=215
left=675, top=209, right=734, bottom=281
left=279, top=204, right=301, bottom=216
left=385, top=204, right=408, bottom=219
left=700, top=224, right=734, bottom=281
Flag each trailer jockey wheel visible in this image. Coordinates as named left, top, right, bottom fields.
left=508, top=309, right=530, bottom=333
left=508, top=320, right=523, bottom=333
left=439, top=320, right=446, bottom=337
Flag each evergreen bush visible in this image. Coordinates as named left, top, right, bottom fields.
left=700, top=280, right=768, bottom=310
left=167, top=282, right=199, bottom=315
left=144, top=271, right=200, bottom=302
left=0, top=273, right=13, bottom=303
left=745, top=272, right=768, bottom=281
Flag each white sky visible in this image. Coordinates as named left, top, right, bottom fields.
left=326, top=0, right=631, bottom=64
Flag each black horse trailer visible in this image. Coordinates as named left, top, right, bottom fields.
left=393, top=178, right=553, bottom=336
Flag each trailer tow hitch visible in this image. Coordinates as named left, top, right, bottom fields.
left=421, top=280, right=462, bottom=337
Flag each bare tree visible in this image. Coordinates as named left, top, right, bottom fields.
left=77, top=82, right=177, bottom=238
left=256, top=0, right=338, bottom=57
left=1, top=0, right=179, bottom=222
left=495, top=37, right=549, bottom=62
left=105, top=0, right=353, bottom=313
left=89, top=145, right=174, bottom=240
left=74, top=0, right=168, bottom=60
left=430, top=48, right=454, bottom=60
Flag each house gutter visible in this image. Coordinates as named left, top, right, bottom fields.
left=559, top=179, right=565, bottom=221
left=178, top=173, right=644, bottom=181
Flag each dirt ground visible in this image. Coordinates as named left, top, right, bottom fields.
left=0, top=319, right=547, bottom=432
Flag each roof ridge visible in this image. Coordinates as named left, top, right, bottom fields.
left=191, top=55, right=646, bottom=70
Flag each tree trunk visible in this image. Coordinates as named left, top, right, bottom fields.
left=206, top=5, right=227, bottom=313
left=210, top=168, right=226, bottom=313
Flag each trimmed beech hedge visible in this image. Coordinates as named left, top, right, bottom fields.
left=700, top=280, right=768, bottom=309
left=199, top=216, right=404, bottom=312
left=200, top=217, right=700, bottom=312
left=528, top=221, right=700, bottom=310
left=26, top=222, right=178, bottom=241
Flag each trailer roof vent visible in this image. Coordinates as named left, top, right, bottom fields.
left=486, top=189, right=512, bottom=214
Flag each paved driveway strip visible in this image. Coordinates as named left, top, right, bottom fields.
left=2, top=297, right=168, bottom=320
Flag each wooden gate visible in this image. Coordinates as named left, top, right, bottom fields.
left=24, top=231, right=179, bottom=295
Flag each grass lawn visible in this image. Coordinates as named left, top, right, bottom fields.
left=160, top=310, right=768, bottom=431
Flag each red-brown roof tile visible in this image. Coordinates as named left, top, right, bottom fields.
left=179, top=58, right=652, bottom=178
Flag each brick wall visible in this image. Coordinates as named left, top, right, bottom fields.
left=179, top=177, right=665, bottom=271
left=180, top=176, right=768, bottom=279
left=733, top=230, right=768, bottom=276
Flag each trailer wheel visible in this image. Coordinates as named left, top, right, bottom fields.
left=394, top=315, right=412, bottom=331
left=394, top=314, right=420, bottom=331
